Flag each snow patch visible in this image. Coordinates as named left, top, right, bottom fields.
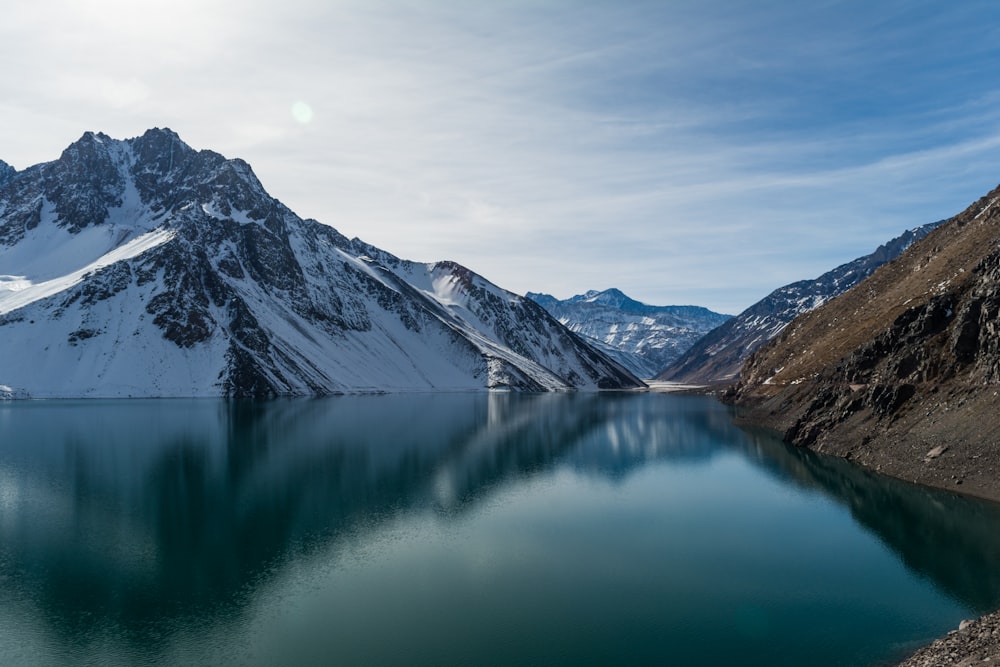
left=0, top=276, right=31, bottom=292
left=429, top=272, right=466, bottom=308
left=0, top=385, right=29, bottom=400
left=975, top=196, right=999, bottom=220
left=0, top=227, right=175, bottom=315
left=202, top=202, right=256, bottom=225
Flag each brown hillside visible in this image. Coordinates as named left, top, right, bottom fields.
left=733, top=182, right=1000, bottom=502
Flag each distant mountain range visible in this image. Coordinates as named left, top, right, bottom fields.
left=0, top=129, right=642, bottom=397
left=657, top=222, right=942, bottom=384
left=527, top=289, right=730, bottom=378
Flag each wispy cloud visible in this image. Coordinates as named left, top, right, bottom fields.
left=4, top=1, right=1000, bottom=312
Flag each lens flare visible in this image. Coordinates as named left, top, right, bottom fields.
left=291, top=101, right=314, bottom=124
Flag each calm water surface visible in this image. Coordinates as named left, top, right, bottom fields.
left=1, top=393, right=1000, bottom=666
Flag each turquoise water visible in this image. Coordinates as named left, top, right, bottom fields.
left=1, top=392, right=999, bottom=666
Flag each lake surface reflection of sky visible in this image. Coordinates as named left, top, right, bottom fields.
left=1, top=393, right=999, bottom=666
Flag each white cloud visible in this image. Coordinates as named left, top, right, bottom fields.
left=4, top=1, right=1000, bottom=313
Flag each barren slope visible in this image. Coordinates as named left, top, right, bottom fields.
left=733, top=183, right=1000, bottom=501
left=660, top=223, right=939, bottom=384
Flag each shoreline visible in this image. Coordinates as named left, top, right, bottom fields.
left=726, top=399, right=1000, bottom=665
left=727, top=397, right=1000, bottom=505
left=894, top=612, right=1000, bottom=666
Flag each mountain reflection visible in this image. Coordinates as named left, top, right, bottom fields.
left=1, top=392, right=1000, bottom=650
left=733, top=427, right=1000, bottom=613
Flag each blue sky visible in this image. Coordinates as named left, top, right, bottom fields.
left=4, top=0, right=1000, bottom=313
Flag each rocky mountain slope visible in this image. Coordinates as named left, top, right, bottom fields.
left=731, top=182, right=1000, bottom=502
left=527, top=289, right=729, bottom=378
left=659, top=223, right=941, bottom=384
left=0, top=129, right=642, bottom=397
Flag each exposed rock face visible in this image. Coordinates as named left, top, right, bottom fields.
left=731, top=183, right=1000, bottom=502
left=0, top=160, right=14, bottom=188
left=0, top=129, right=642, bottom=397
left=659, top=222, right=941, bottom=384
left=527, top=289, right=730, bottom=378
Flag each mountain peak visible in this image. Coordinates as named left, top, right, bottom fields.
left=0, top=130, right=643, bottom=396
left=529, top=290, right=730, bottom=378
left=59, top=130, right=117, bottom=163
left=127, top=128, right=197, bottom=176
left=583, top=288, right=630, bottom=306
left=0, top=159, right=14, bottom=187
left=80, top=130, right=112, bottom=144
left=1, top=128, right=270, bottom=238
left=61, top=128, right=195, bottom=171
left=139, top=126, right=182, bottom=143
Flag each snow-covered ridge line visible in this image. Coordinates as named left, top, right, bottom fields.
left=0, top=128, right=643, bottom=396
left=528, top=289, right=730, bottom=378
left=0, top=227, right=175, bottom=316
left=0, top=384, right=28, bottom=399
left=975, top=196, right=1000, bottom=220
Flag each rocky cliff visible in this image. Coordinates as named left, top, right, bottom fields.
left=732, top=183, right=1000, bottom=502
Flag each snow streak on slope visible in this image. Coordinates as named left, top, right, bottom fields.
left=0, top=227, right=174, bottom=315
left=0, top=129, right=642, bottom=397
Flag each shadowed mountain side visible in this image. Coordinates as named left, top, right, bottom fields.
left=732, top=181, right=1000, bottom=503
left=732, top=422, right=1000, bottom=613
left=659, top=222, right=941, bottom=384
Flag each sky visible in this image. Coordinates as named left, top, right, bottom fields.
left=4, top=0, right=1000, bottom=314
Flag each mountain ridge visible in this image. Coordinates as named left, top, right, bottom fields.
left=0, top=129, right=643, bottom=397
left=730, top=180, right=1000, bottom=503
left=527, top=288, right=730, bottom=378
left=658, top=221, right=942, bottom=384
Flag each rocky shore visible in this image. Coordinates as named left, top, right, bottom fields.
left=896, top=611, right=1000, bottom=666
left=725, top=398, right=1000, bottom=666
left=716, top=187, right=1000, bottom=665
left=721, top=396, right=1000, bottom=667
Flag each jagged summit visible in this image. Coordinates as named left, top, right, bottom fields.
left=138, top=126, right=183, bottom=142
left=2, top=129, right=274, bottom=242
left=534, top=288, right=721, bottom=318
left=0, top=160, right=14, bottom=187
left=528, top=289, right=730, bottom=379
left=0, top=130, right=642, bottom=397
left=580, top=288, right=633, bottom=309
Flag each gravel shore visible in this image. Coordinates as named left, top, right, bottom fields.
left=895, top=611, right=1000, bottom=666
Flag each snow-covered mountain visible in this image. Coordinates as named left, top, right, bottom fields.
left=0, top=129, right=643, bottom=397
left=0, top=160, right=14, bottom=187
left=659, top=222, right=943, bottom=384
left=527, top=289, right=730, bottom=378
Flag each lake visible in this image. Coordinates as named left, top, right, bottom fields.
left=1, top=392, right=999, bottom=666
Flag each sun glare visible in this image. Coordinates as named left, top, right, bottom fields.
left=291, top=101, right=314, bottom=124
